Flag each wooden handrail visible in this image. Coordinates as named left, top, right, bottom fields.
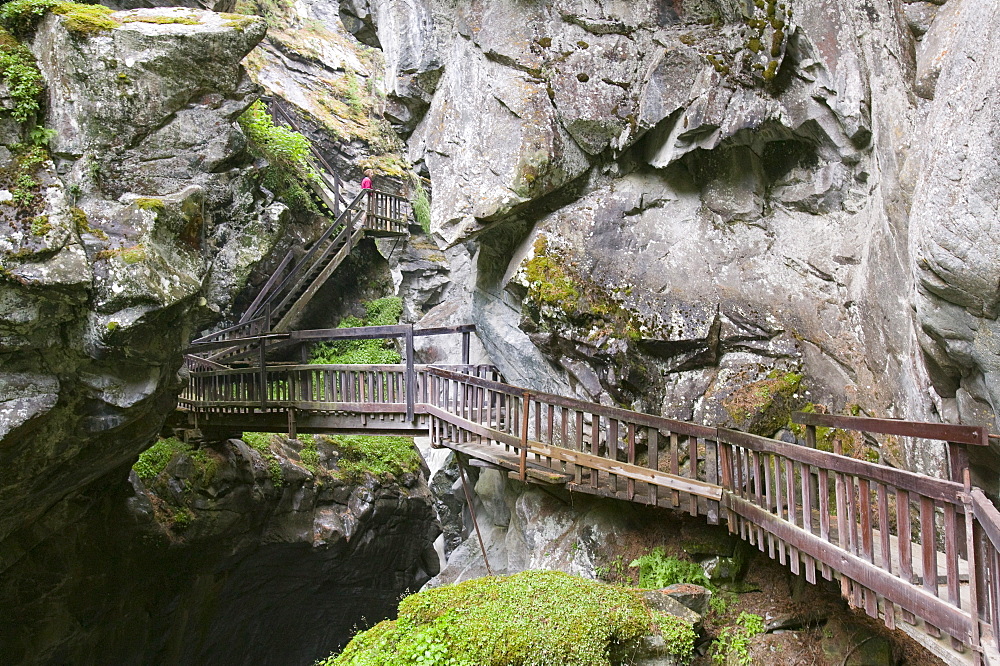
left=793, top=411, right=989, bottom=446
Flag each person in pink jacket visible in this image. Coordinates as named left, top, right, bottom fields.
left=361, top=169, right=374, bottom=190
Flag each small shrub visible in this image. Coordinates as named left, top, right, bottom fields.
left=412, top=182, right=430, bottom=234
left=652, top=611, right=697, bottom=663
left=630, top=547, right=711, bottom=589
left=321, top=570, right=653, bottom=666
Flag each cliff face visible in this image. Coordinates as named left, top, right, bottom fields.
left=0, top=8, right=277, bottom=553
left=345, top=0, right=1000, bottom=482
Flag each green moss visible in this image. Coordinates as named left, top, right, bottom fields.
left=121, top=14, right=199, bottom=25
left=54, top=2, right=120, bottom=35
left=29, top=214, right=49, bottom=235
left=326, top=434, right=419, bottom=483
left=723, top=370, right=803, bottom=436
left=299, top=435, right=320, bottom=474
left=135, top=197, right=165, bottom=212
left=70, top=206, right=108, bottom=239
left=219, top=12, right=256, bottom=30
left=323, top=570, right=657, bottom=666
left=310, top=297, right=403, bottom=364
left=241, top=432, right=285, bottom=487
left=120, top=244, right=146, bottom=264
left=133, top=437, right=189, bottom=481
left=521, top=236, right=649, bottom=342
left=787, top=403, right=861, bottom=455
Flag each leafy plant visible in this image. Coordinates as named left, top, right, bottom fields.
left=710, top=612, right=765, bottom=666
left=412, top=181, right=430, bottom=234
left=651, top=611, right=697, bottom=664
left=237, top=100, right=319, bottom=216
left=241, top=431, right=284, bottom=487
left=630, top=547, right=711, bottom=589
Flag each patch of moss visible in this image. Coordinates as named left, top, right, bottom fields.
left=135, top=197, right=165, bottom=212
left=521, top=236, right=649, bottom=342
left=70, top=206, right=108, bottom=239
left=241, top=432, right=284, bottom=487
left=121, top=14, right=199, bottom=25
left=219, top=12, right=256, bottom=31
left=787, top=403, right=863, bottom=455
left=133, top=436, right=188, bottom=481
left=322, top=570, right=661, bottom=666
left=326, top=434, right=419, bottom=483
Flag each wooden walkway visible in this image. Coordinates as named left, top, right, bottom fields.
left=179, top=325, right=1000, bottom=665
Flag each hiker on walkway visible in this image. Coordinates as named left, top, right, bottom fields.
left=361, top=169, right=374, bottom=190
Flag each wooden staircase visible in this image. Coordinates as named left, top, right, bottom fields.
left=190, top=102, right=410, bottom=364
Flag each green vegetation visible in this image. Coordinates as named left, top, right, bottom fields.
left=411, top=181, right=430, bottom=234
left=0, top=28, right=42, bottom=122
left=710, top=611, right=765, bottom=666
left=522, top=236, right=649, bottom=342
left=135, top=197, right=165, bottom=212
left=652, top=611, right=697, bottom=663
left=241, top=431, right=284, bottom=487
left=723, top=370, right=803, bottom=436
left=322, top=570, right=672, bottom=666
left=133, top=437, right=188, bottom=481
left=326, top=434, right=420, bottom=483
left=121, top=13, right=199, bottom=25
left=4, top=144, right=48, bottom=212
left=133, top=437, right=218, bottom=485
left=630, top=547, right=711, bottom=589
left=0, top=0, right=121, bottom=36
left=299, top=434, right=319, bottom=474
left=237, top=100, right=319, bottom=216
left=29, top=214, right=49, bottom=235
left=309, top=296, right=403, bottom=364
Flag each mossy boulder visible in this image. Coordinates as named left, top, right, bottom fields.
left=723, top=370, right=803, bottom=436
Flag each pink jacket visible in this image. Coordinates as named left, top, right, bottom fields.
left=361, top=177, right=372, bottom=189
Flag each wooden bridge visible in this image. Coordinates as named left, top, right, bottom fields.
left=180, top=324, right=1000, bottom=665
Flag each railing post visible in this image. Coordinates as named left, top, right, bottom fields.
left=405, top=324, right=415, bottom=422
left=258, top=337, right=268, bottom=410
left=333, top=172, right=341, bottom=218
left=519, top=390, right=530, bottom=482
left=462, top=331, right=470, bottom=365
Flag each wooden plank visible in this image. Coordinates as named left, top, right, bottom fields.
left=437, top=437, right=571, bottom=484
left=792, top=411, right=988, bottom=447
left=671, top=433, right=681, bottom=507
left=689, top=436, right=699, bottom=517
left=648, top=428, right=659, bottom=506
left=725, top=494, right=972, bottom=641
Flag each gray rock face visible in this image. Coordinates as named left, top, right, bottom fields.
left=351, top=0, right=1000, bottom=480
left=909, top=0, right=1000, bottom=487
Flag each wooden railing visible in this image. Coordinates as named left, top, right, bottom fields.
left=180, top=332, right=1000, bottom=664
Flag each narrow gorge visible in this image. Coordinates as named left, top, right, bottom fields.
left=1, top=0, right=999, bottom=664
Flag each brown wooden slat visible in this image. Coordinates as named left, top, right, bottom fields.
left=792, top=411, right=987, bottom=447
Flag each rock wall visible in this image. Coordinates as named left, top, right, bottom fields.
left=349, top=0, right=1000, bottom=483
